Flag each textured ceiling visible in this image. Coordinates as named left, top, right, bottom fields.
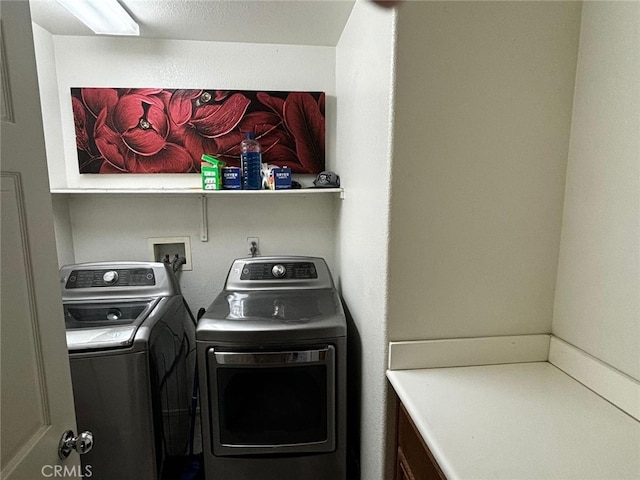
left=29, top=0, right=356, bottom=46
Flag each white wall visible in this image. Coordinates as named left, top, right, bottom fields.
left=388, top=1, right=582, bottom=341
left=50, top=195, right=75, bottom=266
left=67, top=193, right=338, bottom=311
left=336, top=1, right=396, bottom=479
left=32, top=31, right=340, bottom=311
left=32, top=23, right=67, bottom=189
left=553, top=2, right=640, bottom=381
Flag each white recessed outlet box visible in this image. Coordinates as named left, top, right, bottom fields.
left=148, top=236, right=192, bottom=271
left=247, top=236, right=260, bottom=256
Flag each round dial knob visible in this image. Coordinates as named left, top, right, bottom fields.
left=271, top=264, right=286, bottom=278
left=102, top=270, right=119, bottom=285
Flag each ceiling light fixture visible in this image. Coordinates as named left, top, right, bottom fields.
left=55, top=0, right=140, bottom=36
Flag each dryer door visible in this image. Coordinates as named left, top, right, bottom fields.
left=207, top=345, right=336, bottom=456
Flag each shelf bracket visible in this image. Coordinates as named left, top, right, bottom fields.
left=200, top=195, right=208, bottom=242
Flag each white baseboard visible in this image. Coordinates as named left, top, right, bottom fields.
left=548, top=336, right=640, bottom=421
left=388, top=334, right=551, bottom=370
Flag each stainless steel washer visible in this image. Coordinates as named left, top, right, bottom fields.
left=60, top=261, right=193, bottom=480
left=197, top=256, right=347, bottom=480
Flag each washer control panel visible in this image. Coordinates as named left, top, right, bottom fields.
left=240, top=262, right=317, bottom=281
left=65, top=268, right=156, bottom=289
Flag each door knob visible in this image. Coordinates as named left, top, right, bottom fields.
left=58, top=430, right=94, bottom=459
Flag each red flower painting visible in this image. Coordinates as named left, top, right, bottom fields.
left=70, top=88, right=326, bottom=174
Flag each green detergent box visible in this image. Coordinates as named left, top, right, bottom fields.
left=201, top=154, right=225, bottom=190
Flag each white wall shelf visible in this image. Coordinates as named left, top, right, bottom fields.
left=50, top=187, right=343, bottom=197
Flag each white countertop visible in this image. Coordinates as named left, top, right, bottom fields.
left=387, top=362, right=640, bottom=480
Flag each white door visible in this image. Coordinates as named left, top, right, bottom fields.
left=1, top=1, right=82, bottom=479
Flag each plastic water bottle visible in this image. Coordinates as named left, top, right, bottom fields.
left=240, top=132, right=262, bottom=190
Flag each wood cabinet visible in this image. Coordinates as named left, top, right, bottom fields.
left=395, top=400, right=447, bottom=480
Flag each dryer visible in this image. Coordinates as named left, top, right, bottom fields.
left=59, top=261, right=193, bottom=480
left=197, top=256, right=347, bottom=480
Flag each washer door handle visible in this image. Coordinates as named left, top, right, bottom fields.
left=58, top=430, right=94, bottom=459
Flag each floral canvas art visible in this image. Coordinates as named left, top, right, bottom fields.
left=71, top=88, right=326, bottom=174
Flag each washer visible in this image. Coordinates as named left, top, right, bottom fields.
left=197, top=256, right=347, bottom=480
left=59, top=261, right=193, bottom=480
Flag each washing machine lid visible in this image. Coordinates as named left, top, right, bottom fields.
left=64, top=298, right=157, bottom=350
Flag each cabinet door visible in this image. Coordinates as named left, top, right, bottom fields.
left=395, top=401, right=446, bottom=480
left=396, top=447, right=416, bottom=480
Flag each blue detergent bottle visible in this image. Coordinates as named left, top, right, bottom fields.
left=240, top=132, right=262, bottom=190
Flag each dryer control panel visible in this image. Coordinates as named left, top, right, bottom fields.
left=65, top=268, right=156, bottom=289
left=226, top=256, right=334, bottom=291
left=240, top=262, right=318, bottom=281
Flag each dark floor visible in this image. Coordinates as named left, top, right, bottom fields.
left=162, top=454, right=204, bottom=480
left=161, top=451, right=360, bottom=480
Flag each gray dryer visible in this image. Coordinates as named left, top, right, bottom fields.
left=197, top=256, right=347, bottom=480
